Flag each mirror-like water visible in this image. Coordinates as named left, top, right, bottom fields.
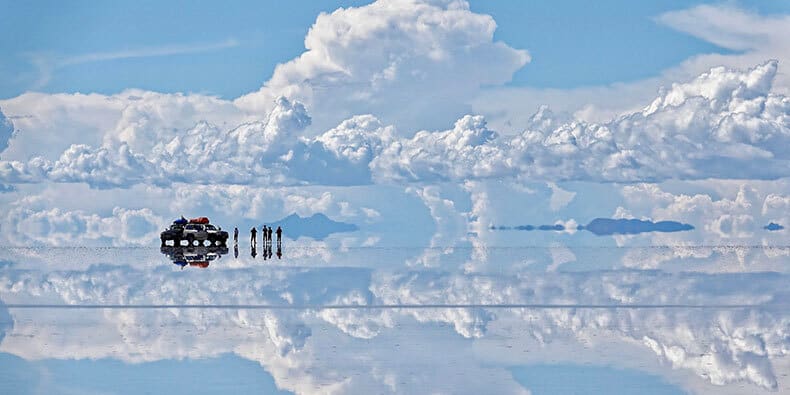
left=0, top=246, right=787, bottom=394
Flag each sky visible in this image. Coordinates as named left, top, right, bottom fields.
left=1, top=2, right=790, bottom=392
left=0, top=0, right=789, bottom=247
left=2, top=0, right=789, bottom=99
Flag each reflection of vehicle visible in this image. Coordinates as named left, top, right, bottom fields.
left=160, top=217, right=229, bottom=246
left=160, top=245, right=229, bottom=269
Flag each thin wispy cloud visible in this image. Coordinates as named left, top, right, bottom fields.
left=60, top=38, right=240, bottom=66
left=30, top=38, right=240, bottom=89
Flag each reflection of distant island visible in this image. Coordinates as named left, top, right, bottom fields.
left=160, top=245, right=229, bottom=269
left=764, top=222, right=784, bottom=231
left=271, top=213, right=358, bottom=240
left=494, top=218, right=694, bottom=236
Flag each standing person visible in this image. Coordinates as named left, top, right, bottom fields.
left=267, top=226, right=273, bottom=247
left=250, top=226, right=257, bottom=247
left=276, top=226, right=282, bottom=246
left=261, top=225, right=268, bottom=245
left=233, top=227, right=239, bottom=244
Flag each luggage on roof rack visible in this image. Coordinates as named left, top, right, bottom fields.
left=189, top=217, right=210, bottom=224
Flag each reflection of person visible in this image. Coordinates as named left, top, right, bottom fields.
left=276, top=245, right=282, bottom=259
left=276, top=226, right=282, bottom=245
left=250, top=227, right=257, bottom=246
left=234, top=244, right=239, bottom=259
left=251, top=245, right=257, bottom=258
left=233, top=227, right=238, bottom=244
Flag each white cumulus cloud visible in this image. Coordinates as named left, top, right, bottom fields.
left=234, top=0, right=529, bottom=132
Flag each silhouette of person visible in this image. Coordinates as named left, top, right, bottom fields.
left=262, top=225, right=268, bottom=245
left=251, top=245, right=257, bottom=258
left=250, top=227, right=257, bottom=246
left=275, top=226, right=282, bottom=246
left=267, top=226, right=273, bottom=246
left=234, top=244, right=239, bottom=259
left=263, top=244, right=268, bottom=261
left=233, top=227, right=239, bottom=244
left=268, top=245, right=273, bottom=259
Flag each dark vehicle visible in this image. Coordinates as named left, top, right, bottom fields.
left=160, top=223, right=185, bottom=245
left=160, top=217, right=229, bottom=246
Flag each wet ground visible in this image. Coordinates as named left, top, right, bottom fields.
left=0, top=245, right=788, bottom=394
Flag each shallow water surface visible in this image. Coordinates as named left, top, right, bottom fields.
left=0, top=246, right=787, bottom=394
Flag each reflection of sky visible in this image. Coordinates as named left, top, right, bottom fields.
left=0, top=246, right=788, bottom=394
left=1, top=174, right=789, bottom=395
left=0, top=353, right=290, bottom=395
left=511, top=365, right=683, bottom=395
left=2, top=1, right=789, bottom=392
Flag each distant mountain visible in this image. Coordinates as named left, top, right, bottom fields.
left=764, top=222, right=784, bottom=231
left=269, top=213, right=358, bottom=241
left=581, top=218, right=694, bottom=236
left=493, top=217, right=694, bottom=236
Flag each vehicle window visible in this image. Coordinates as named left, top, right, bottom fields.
left=186, top=224, right=199, bottom=230
left=205, top=225, right=216, bottom=230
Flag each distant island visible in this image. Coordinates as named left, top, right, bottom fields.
left=764, top=222, right=784, bottom=231
left=580, top=218, right=694, bottom=236
left=493, top=217, right=694, bottom=236
left=270, top=213, right=358, bottom=240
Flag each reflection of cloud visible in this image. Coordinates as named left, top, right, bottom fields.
left=0, top=252, right=788, bottom=392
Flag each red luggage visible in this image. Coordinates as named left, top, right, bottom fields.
left=189, top=217, right=210, bottom=224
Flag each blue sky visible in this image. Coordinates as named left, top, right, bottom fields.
left=0, top=0, right=788, bottom=246
left=2, top=0, right=789, bottom=99
left=1, top=2, right=790, bottom=394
